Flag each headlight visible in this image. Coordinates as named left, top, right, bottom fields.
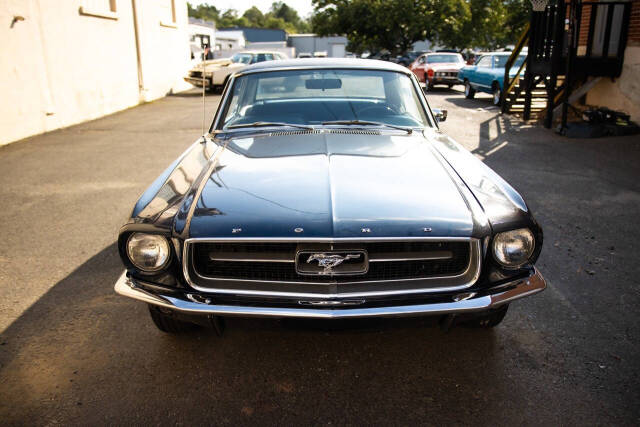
left=492, top=228, right=535, bottom=268
left=126, top=233, right=170, bottom=272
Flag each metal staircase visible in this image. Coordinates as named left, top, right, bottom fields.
left=501, top=0, right=632, bottom=130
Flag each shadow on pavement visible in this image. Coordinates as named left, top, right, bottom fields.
left=1, top=94, right=639, bottom=423
left=0, top=243, right=526, bottom=425
left=473, top=114, right=523, bottom=159
left=444, top=95, right=496, bottom=110
left=169, top=90, right=221, bottom=98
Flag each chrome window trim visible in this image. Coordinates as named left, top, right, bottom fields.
left=233, top=64, right=414, bottom=78
left=210, top=74, right=236, bottom=132
left=182, top=237, right=481, bottom=298
left=212, top=67, right=437, bottom=130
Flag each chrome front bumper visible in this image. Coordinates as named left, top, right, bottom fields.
left=184, top=77, right=211, bottom=88
left=114, top=270, right=546, bottom=319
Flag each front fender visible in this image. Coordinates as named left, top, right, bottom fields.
left=426, top=129, right=540, bottom=234
left=127, top=138, right=218, bottom=232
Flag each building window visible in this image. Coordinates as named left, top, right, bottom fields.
left=79, top=0, right=118, bottom=20
left=159, top=0, right=177, bottom=28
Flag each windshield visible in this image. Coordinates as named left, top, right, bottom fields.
left=495, top=55, right=526, bottom=68
left=220, top=69, right=430, bottom=129
left=231, top=53, right=253, bottom=64
left=426, top=54, right=463, bottom=64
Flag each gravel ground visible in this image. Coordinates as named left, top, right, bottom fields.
left=0, top=87, right=638, bottom=425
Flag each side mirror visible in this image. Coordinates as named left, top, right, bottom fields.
left=433, top=108, right=448, bottom=123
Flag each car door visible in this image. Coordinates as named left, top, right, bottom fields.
left=410, top=55, right=427, bottom=81
left=473, top=55, right=493, bottom=92
left=460, top=60, right=478, bottom=85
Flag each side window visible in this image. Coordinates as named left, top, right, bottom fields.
left=255, top=53, right=267, bottom=63
left=265, top=54, right=274, bottom=61
left=418, top=56, right=426, bottom=64
left=476, top=56, right=491, bottom=67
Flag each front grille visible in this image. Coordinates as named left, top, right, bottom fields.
left=190, top=241, right=471, bottom=283
left=190, top=71, right=203, bottom=78
left=435, top=71, right=458, bottom=78
left=266, top=129, right=381, bottom=137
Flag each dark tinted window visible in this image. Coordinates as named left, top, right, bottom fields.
left=494, top=55, right=526, bottom=68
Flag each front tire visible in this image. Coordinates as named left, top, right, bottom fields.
left=467, top=304, right=509, bottom=328
left=426, top=79, right=434, bottom=91
left=464, top=81, right=475, bottom=99
left=148, top=305, right=198, bottom=333
left=492, top=84, right=502, bottom=106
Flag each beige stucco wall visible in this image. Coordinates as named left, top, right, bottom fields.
left=0, top=0, right=191, bottom=146
left=586, top=45, right=640, bottom=123
left=134, top=0, right=191, bottom=102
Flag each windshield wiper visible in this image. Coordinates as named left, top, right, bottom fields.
left=321, top=120, right=412, bottom=134
left=227, top=121, right=314, bottom=130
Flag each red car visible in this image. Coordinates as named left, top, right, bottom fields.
left=409, top=52, right=466, bottom=90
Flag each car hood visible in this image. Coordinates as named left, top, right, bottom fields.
left=192, top=59, right=243, bottom=72
left=429, top=63, right=464, bottom=71
left=187, top=132, right=475, bottom=239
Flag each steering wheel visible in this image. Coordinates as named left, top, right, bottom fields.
left=356, top=105, right=398, bottom=117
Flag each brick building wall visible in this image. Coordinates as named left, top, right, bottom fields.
left=629, top=0, right=640, bottom=45
left=585, top=0, right=640, bottom=121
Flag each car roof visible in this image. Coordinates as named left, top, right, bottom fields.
left=481, top=52, right=523, bottom=56
left=235, top=51, right=282, bottom=55
left=238, top=58, right=413, bottom=75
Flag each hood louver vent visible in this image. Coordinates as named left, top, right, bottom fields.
left=268, top=130, right=320, bottom=136
left=328, top=129, right=381, bottom=135
left=268, top=129, right=382, bottom=137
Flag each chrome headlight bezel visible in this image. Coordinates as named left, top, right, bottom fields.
left=126, top=233, right=171, bottom=273
left=492, top=228, right=536, bottom=269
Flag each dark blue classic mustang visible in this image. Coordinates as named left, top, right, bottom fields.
left=115, top=59, right=545, bottom=333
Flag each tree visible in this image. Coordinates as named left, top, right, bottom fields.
left=243, top=6, right=265, bottom=27
left=187, top=2, right=311, bottom=33
left=187, top=2, right=220, bottom=22
left=312, top=0, right=438, bottom=55
left=311, top=0, right=531, bottom=53
left=431, top=0, right=471, bottom=50
left=266, top=2, right=311, bottom=33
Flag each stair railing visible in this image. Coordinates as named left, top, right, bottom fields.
left=501, top=22, right=530, bottom=114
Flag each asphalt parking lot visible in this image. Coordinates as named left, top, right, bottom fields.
left=1, top=86, right=639, bottom=425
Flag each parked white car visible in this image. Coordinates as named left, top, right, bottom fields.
left=184, top=51, right=288, bottom=92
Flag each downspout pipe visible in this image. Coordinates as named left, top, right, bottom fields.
left=131, top=0, right=144, bottom=101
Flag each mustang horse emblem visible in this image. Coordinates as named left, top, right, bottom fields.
left=306, top=253, right=361, bottom=274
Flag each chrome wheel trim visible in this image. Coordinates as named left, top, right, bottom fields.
left=493, top=87, right=501, bottom=105
left=465, top=82, right=470, bottom=96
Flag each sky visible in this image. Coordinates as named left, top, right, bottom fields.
left=188, top=0, right=315, bottom=19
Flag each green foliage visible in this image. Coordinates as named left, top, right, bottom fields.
left=311, top=0, right=531, bottom=53
left=187, top=2, right=310, bottom=33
